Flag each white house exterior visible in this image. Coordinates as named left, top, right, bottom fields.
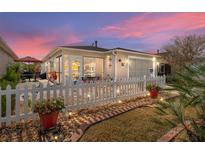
left=0, top=36, right=18, bottom=77
left=42, top=43, right=165, bottom=83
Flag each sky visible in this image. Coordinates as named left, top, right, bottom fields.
left=0, top=12, right=205, bottom=59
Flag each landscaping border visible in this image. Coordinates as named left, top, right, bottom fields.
left=70, top=97, right=158, bottom=142
left=70, top=93, right=180, bottom=142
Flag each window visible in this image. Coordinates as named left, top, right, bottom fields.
left=84, top=57, right=103, bottom=78
left=129, top=58, right=153, bottom=77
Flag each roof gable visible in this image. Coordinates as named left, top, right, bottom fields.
left=0, top=36, right=18, bottom=60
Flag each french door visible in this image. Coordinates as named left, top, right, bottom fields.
left=69, top=55, right=83, bottom=81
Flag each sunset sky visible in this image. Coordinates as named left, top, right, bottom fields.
left=0, top=12, right=205, bottom=59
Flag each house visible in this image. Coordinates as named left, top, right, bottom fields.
left=0, top=36, right=18, bottom=77
left=42, top=41, right=167, bottom=83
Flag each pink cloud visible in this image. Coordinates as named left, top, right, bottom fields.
left=66, top=33, right=82, bottom=44
left=2, top=30, right=82, bottom=59
left=100, top=13, right=205, bottom=42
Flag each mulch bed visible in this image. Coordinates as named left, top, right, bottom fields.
left=0, top=92, right=178, bottom=142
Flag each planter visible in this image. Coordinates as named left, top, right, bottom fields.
left=149, top=89, right=159, bottom=99
left=39, top=111, right=59, bottom=130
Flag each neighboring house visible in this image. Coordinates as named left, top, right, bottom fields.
left=42, top=41, right=167, bottom=83
left=0, top=36, right=18, bottom=77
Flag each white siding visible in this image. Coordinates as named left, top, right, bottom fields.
left=0, top=48, right=14, bottom=77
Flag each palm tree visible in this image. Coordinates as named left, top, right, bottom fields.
left=156, top=63, right=205, bottom=141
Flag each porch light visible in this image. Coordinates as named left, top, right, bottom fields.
left=147, top=93, right=150, bottom=96
left=118, top=100, right=122, bottom=103
left=156, top=62, right=159, bottom=65
left=87, top=94, right=90, bottom=98
left=107, top=55, right=112, bottom=61
left=126, top=59, right=129, bottom=64
left=152, top=57, right=156, bottom=61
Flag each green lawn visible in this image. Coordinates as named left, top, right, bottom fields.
left=79, top=106, right=172, bottom=142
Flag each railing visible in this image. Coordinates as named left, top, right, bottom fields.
left=0, top=75, right=166, bottom=126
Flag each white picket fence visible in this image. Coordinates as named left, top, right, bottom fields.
left=0, top=75, right=166, bottom=126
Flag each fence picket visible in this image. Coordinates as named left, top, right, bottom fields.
left=23, top=84, right=29, bottom=120
left=76, top=81, right=80, bottom=109
left=31, top=84, right=36, bottom=120
left=65, top=79, right=69, bottom=111
left=15, top=85, right=20, bottom=122
left=6, top=85, right=11, bottom=125
left=0, top=76, right=166, bottom=126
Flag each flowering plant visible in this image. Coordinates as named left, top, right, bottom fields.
left=34, top=98, right=65, bottom=114
left=146, top=84, right=161, bottom=91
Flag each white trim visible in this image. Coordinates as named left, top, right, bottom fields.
left=127, top=56, right=130, bottom=78
left=114, top=54, right=117, bottom=80
left=61, top=54, right=65, bottom=84
left=107, top=49, right=160, bottom=58
left=128, top=55, right=154, bottom=61
left=43, top=47, right=160, bottom=62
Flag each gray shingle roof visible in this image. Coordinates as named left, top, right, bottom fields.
left=60, top=46, right=109, bottom=52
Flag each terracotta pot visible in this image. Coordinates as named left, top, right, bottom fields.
left=39, top=111, right=59, bottom=130
left=149, top=89, right=159, bottom=99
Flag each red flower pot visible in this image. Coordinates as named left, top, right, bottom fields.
left=39, top=112, right=59, bottom=130
left=149, top=89, right=159, bottom=99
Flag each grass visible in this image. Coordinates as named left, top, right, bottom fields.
left=79, top=106, right=173, bottom=142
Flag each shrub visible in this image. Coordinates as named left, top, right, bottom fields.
left=2, top=63, right=21, bottom=83
left=0, top=79, right=17, bottom=117
left=0, top=63, right=20, bottom=117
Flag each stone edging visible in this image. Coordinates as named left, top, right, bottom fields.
left=157, top=120, right=203, bottom=142
left=70, top=99, right=157, bottom=142
left=71, top=94, right=180, bottom=142
left=157, top=125, right=185, bottom=142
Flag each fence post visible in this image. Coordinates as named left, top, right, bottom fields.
left=6, top=85, right=11, bottom=125
left=143, top=75, right=147, bottom=93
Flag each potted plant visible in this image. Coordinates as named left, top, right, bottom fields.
left=34, top=98, right=65, bottom=130
left=146, top=84, right=161, bottom=99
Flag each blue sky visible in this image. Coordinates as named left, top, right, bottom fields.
left=0, top=12, right=205, bottom=59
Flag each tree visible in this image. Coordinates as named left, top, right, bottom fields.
left=156, top=64, right=205, bottom=141
left=162, top=34, right=205, bottom=73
